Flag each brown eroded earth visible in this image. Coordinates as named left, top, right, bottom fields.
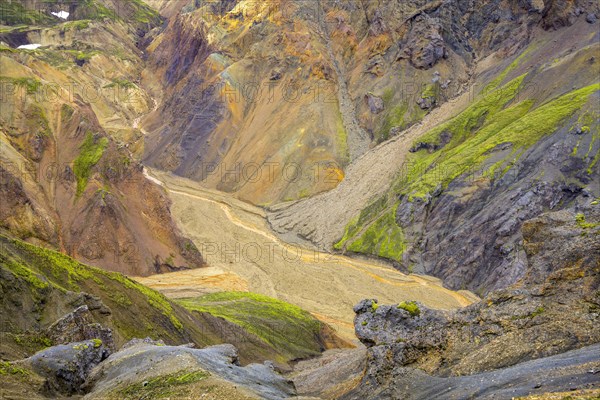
left=134, top=169, right=478, bottom=341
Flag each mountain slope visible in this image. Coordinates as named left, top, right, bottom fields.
left=268, top=4, right=600, bottom=294
left=0, top=0, right=205, bottom=275
left=1, top=1, right=599, bottom=398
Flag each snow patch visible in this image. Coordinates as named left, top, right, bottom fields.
left=17, top=44, right=42, bottom=50
left=51, top=11, right=70, bottom=19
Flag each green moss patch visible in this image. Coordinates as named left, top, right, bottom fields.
left=0, top=77, right=42, bottom=94
left=377, top=93, right=428, bottom=143
left=125, top=0, right=161, bottom=24
left=346, top=204, right=405, bottom=262
left=13, top=238, right=183, bottom=330
left=417, top=81, right=599, bottom=191
left=576, top=213, right=600, bottom=229
left=11, top=237, right=95, bottom=287
left=103, top=78, right=136, bottom=89
left=379, top=101, right=408, bottom=143
left=334, top=195, right=388, bottom=251
left=77, top=0, right=161, bottom=25
left=421, top=83, right=437, bottom=99
left=336, top=113, right=349, bottom=164
left=397, top=301, right=420, bottom=317
left=483, top=46, right=532, bottom=93
left=106, top=272, right=183, bottom=331
left=78, top=0, right=117, bottom=21
left=511, top=306, right=546, bottom=320
left=530, top=306, right=545, bottom=317
left=335, top=199, right=405, bottom=262
left=0, top=361, right=30, bottom=378
left=65, top=49, right=99, bottom=64
left=177, top=292, right=324, bottom=361
left=1, top=235, right=185, bottom=341
left=396, top=74, right=529, bottom=199
left=1, top=251, right=49, bottom=291
left=60, top=20, right=91, bottom=31
left=8, top=333, right=52, bottom=353
left=73, top=132, right=108, bottom=196
left=29, top=50, right=72, bottom=70
left=0, top=2, right=55, bottom=25
left=0, top=44, right=16, bottom=53
left=72, top=342, right=91, bottom=351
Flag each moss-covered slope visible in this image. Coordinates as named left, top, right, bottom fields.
left=178, top=292, right=347, bottom=364
left=0, top=234, right=341, bottom=366
left=336, top=77, right=600, bottom=264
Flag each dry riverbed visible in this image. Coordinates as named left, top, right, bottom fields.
left=134, top=169, right=478, bottom=341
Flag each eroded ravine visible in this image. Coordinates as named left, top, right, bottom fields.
left=135, top=169, right=478, bottom=341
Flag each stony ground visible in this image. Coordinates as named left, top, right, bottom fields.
left=340, top=344, right=600, bottom=400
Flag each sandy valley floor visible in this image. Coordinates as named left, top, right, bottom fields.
left=135, top=169, right=478, bottom=341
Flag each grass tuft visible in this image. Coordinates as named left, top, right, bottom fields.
left=397, top=301, right=420, bottom=317
left=0, top=361, right=30, bottom=378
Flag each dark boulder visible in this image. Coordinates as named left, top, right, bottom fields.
left=25, top=339, right=111, bottom=395
left=45, top=305, right=114, bottom=351
left=365, top=93, right=385, bottom=114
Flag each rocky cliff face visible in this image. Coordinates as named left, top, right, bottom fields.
left=0, top=0, right=205, bottom=275
left=346, top=204, right=599, bottom=398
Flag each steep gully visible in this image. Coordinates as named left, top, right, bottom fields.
left=314, top=0, right=370, bottom=161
